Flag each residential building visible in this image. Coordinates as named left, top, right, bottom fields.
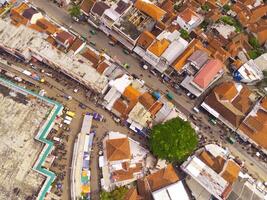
left=80, top=0, right=96, bottom=17
left=237, top=97, right=267, bottom=154
left=53, top=30, right=76, bottom=49
left=134, top=164, right=190, bottom=200
left=134, top=29, right=188, bottom=73
left=233, top=59, right=264, bottom=84
left=171, top=39, right=209, bottom=73
left=181, top=59, right=224, bottom=97
left=201, top=81, right=257, bottom=130
left=175, top=8, right=203, bottom=32
left=100, top=131, right=149, bottom=191
left=182, top=144, right=241, bottom=200
left=103, top=74, right=133, bottom=110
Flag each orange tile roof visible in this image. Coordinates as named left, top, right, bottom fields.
left=106, top=138, right=131, bottom=161
left=205, top=82, right=254, bottom=128
left=221, top=160, right=240, bottom=184
left=124, top=188, right=139, bottom=200
left=238, top=97, right=267, bottom=149
left=123, top=86, right=141, bottom=102
left=81, top=48, right=100, bottom=68
left=113, top=99, right=128, bottom=116
left=172, top=39, right=209, bottom=72
left=148, top=39, right=170, bottom=57
left=112, top=163, right=143, bottom=182
left=139, top=92, right=156, bottom=110
left=80, top=0, right=96, bottom=15
left=149, top=101, right=163, bottom=116
left=36, top=18, right=58, bottom=35
left=12, top=2, right=29, bottom=14
left=178, top=8, right=199, bottom=23
left=134, top=0, right=166, bottom=21
left=146, top=164, right=179, bottom=191
left=96, top=61, right=109, bottom=74
left=256, top=27, right=267, bottom=45
left=249, top=5, right=267, bottom=24
left=68, top=37, right=84, bottom=52
left=199, top=151, right=225, bottom=173
left=137, top=31, right=155, bottom=49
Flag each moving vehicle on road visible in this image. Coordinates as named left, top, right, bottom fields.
left=123, top=63, right=130, bottom=69
left=227, top=136, right=236, bottom=144
left=193, top=107, right=200, bottom=113
left=79, top=103, right=86, bottom=109
left=45, top=72, right=53, bottom=77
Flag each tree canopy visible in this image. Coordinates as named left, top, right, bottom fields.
left=100, top=187, right=128, bottom=200
left=68, top=5, right=81, bottom=18
left=149, top=117, right=198, bottom=162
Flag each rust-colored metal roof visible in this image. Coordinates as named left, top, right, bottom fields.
left=148, top=39, right=170, bottom=57
left=137, top=31, right=155, bottom=50
left=139, top=92, right=156, bottom=110
left=146, top=164, right=179, bottom=192
left=106, top=138, right=131, bottom=161
left=221, top=160, right=240, bottom=184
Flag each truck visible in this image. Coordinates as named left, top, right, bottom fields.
left=22, top=70, right=32, bottom=76
left=66, top=111, right=75, bottom=117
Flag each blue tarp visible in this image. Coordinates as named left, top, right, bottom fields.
left=233, top=71, right=242, bottom=82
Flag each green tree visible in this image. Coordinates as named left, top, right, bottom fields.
left=222, top=4, right=231, bottom=12
left=100, top=187, right=129, bottom=200
left=201, top=3, right=210, bottom=12
left=179, top=29, right=190, bottom=40
left=149, top=117, right=198, bottom=162
left=248, top=36, right=260, bottom=49
left=68, top=5, right=81, bottom=18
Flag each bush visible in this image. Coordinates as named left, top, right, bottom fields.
left=100, top=187, right=129, bottom=200
left=201, top=3, right=210, bottom=12
left=179, top=29, right=190, bottom=40
left=249, top=36, right=260, bottom=49
left=223, top=4, right=231, bottom=12
left=149, top=117, right=198, bottom=162
left=219, top=16, right=243, bottom=32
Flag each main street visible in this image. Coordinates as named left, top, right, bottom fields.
left=23, top=0, right=267, bottom=187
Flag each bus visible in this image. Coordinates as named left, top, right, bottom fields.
left=66, top=111, right=75, bottom=117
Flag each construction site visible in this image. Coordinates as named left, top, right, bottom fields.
left=0, top=78, right=60, bottom=200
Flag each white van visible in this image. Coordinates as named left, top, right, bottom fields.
left=65, top=116, right=73, bottom=121
left=63, top=119, right=71, bottom=125
left=53, top=137, right=62, bottom=143
left=193, top=107, right=200, bottom=113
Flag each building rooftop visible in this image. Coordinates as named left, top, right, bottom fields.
left=193, top=59, right=224, bottom=89
left=91, top=1, right=110, bottom=17
left=148, top=38, right=170, bottom=57
left=134, top=0, right=166, bottom=21
left=106, top=138, right=131, bottom=161
left=136, top=31, right=155, bottom=50
left=139, top=92, right=156, bottom=110
left=202, top=82, right=255, bottom=128
left=0, top=20, right=108, bottom=93
left=238, top=97, right=267, bottom=150
left=146, top=164, right=180, bottom=192
left=80, top=0, right=95, bottom=15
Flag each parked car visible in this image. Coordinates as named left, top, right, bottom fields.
left=73, top=88, right=79, bottom=93
left=45, top=72, right=53, bottom=77
left=79, top=103, right=86, bottom=109
left=123, top=49, right=130, bottom=55
left=142, top=64, right=148, bottom=70
left=89, top=41, right=96, bottom=46
left=108, top=41, right=116, bottom=46
left=149, top=69, right=157, bottom=76
left=90, top=30, right=96, bottom=35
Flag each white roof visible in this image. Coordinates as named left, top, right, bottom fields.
left=103, top=8, right=120, bottom=21
left=254, top=53, right=267, bottom=71
left=152, top=181, right=190, bottom=200
left=81, top=115, right=93, bottom=134
left=108, top=74, right=132, bottom=93
left=98, top=156, right=105, bottom=168
left=201, top=102, right=220, bottom=118
left=161, top=38, right=188, bottom=63
left=238, top=60, right=264, bottom=83
left=205, top=144, right=228, bottom=158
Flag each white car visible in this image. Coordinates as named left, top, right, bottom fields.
left=45, top=72, right=53, bottom=77
left=73, top=88, right=79, bottom=93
